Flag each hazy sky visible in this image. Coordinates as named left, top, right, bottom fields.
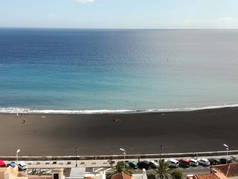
left=0, top=0, right=238, bottom=28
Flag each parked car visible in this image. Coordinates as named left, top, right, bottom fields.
left=198, top=158, right=210, bottom=166
left=149, top=161, right=159, bottom=169
left=178, top=159, right=190, bottom=168
left=219, top=158, right=229, bottom=164
left=137, top=160, right=150, bottom=170
left=0, top=160, right=6, bottom=168
left=189, top=159, right=199, bottom=167
left=129, top=161, right=138, bottom=169
left=124, top=161, right=130, bottom=168
left=208, top=158, right=220, bottom=165
left=230, top=156, right=238, bottom=163
left=167, top=159, right=179, bottom=168
left=7, top=162, right=16, bottom=168
left=18, top=162, right=27, bottom=171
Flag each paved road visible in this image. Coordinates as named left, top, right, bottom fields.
left=5, top=154, right=236, bottom=169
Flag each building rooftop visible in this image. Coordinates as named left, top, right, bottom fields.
left=212, top=163, right=238, bottom=178
left=111, top=172, right=132, bottom=179
left=195, top=173, right=220, bottom=179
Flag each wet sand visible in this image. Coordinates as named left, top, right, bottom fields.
left=0, top=107, right=238, bottom=156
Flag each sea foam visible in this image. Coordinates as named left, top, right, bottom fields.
left=0, top=104, right=238, bottom=114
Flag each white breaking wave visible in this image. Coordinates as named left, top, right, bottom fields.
left=0, top=107, right=134, bottom=114
left=1, top=104, right=238, bottom=114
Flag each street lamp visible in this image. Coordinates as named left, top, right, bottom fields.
left=75, top=147, right=78, bottom=167
left=16, top=149, right=20, bottom=164
left=120, top=148, right=126, bottom=160
left=223, top=144, right=229, bottom=159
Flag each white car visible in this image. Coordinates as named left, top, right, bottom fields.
left=198, top=158, right=210, bottom=166
left=18, top=161, right=27, bottom=171
left=150, top=161, right=159, bottom=168
left=167, top=159, right=179, bottom=168
left=189, top=159, right=199, bottom=167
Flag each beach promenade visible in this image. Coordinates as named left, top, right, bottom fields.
left=0, top=107, right=238, bottom=156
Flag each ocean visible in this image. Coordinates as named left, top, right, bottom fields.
left=0, top=28, right=238, bottom=113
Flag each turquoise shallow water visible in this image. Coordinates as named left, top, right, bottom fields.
left=0, top=29, right=238, bottom=113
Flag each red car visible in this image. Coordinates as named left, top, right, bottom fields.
left=0, top=160, right=6, bottom=167
left=177, top=158, right=190, bottom=168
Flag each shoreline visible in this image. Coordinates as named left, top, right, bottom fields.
left=0, top=107, right=238, bottom=156
left=1, top=104, right=238, bottom=115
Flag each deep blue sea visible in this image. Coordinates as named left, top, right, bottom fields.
left=0, top=28, right=238, bottom=113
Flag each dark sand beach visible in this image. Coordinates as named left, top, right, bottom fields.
left=0, top=107, right=238, bottom=156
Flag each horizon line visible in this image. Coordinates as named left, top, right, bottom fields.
left=1, top=26, right=238, bottom=30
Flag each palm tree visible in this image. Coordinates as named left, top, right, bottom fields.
left=115, top=161, right=127, bottom=173
left=170, top=169, right=183, bottom=179
left=147, top=170, right=157, bottom=179
left=107, top=161, right=134, bottom=179
left=156, top=160, right=170, bottom=179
